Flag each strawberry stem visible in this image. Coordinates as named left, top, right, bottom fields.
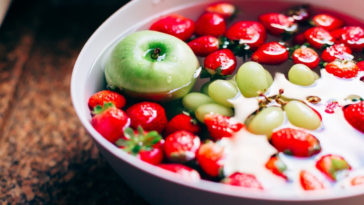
left=118, top=126, right=162, bottom=155
left=92, top=102, right=115, bottom=115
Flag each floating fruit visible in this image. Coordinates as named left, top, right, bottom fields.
left=105, top=30, right=199, bottom=101
left=248, top=107, right=284, bottom=136
left=288, top=64, right=318, bottom=86
left=236, top=61, right=273, bottom=97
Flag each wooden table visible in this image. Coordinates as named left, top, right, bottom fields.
left=0, top=0, right=147, bottom=203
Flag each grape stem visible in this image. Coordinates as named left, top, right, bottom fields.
left=275, top=89, right=288, bottom=107
left=258, top=89, right=287, bottom=109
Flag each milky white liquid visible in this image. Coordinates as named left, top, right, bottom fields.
left=104, top=0, right=364, bottom=196
left=220, top=70, right=364, bottom=195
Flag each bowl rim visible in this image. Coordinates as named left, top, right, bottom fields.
left=71, top=0, right=364, bottom=202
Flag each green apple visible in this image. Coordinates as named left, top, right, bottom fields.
left=105, top=30, right=200, bottom=101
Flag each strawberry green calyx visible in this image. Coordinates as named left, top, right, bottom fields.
left=219, top=36, right=230, bottom=49
left=200, top=66, right=232, bottom=80
left=308, top=144, right=322, bottom=156
left=116, top=126, right=162, bottom=155
left=329, top=158, right=351, bottom=180
left=218, top=167, right=225, bottom=178
left=265, top=154, right=288, bottom=179
left=274, top=157, right=287, bottom=173
left=344, top=95, right=364, bottom=103
left=219, top=36, right=253, bottom=59
left=92, top=102, right=116, bottom=115
left=316, top=154, right=351, bottom=181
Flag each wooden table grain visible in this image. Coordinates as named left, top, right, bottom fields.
left=0, top=0, right=147, bottom=204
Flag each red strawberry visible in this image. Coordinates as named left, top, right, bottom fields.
left=126, top=102, right=168, bottom=133
left=270, top=128, right=321, bottom=157
left=325, top=101, right=340, bottom=114
left=321, top=44, right=353, bottom=62
left=265, top=155, right=287, bottom=179
left=351, top=176, right=364, bottom=186
left=88, top=90, right=126, bottom=110
left=343, top=101, right=364, bottom=133
left=299, top=170, right=325, bottom=191
left=222, top=172, right=263, bottom=190
left=304, top=27, right=334, bottom=49
left=336, top=26, right=364, bottom=52
left=286, top=4, right=310, bottom=23
left=149, top=14, right=195, bottom=41
left=204, top=49, right=237, bottom=76
left=158, top=164, right=201, bottom=181
left=331, top=28, right=344, bottom=41
left=164, top=131, right=201, bottom=162
left=196, top=142, right=225, bottom=177
left=116, top=127, right=163, bottom=165
left=251, top=42, right=289, bottom=64
left=325, top=59, right=359, bottom=78
left=312, top=14, right=344, bottom=31
left=91, top=102, right=130, bottom=143
left=259, top=13, right=297, bottom=36
left=225, top=21, right=266, bottom=50
left=204, top=113, right=243, bottom=140
left=292, top=46, right=320, bottom=69
left=316, top=154, right=351, bottom=181
left=357, top=61, right=364, bottom=71
left=188, top=35, right=219, bottom=57
left=164, top=113, right=201, bottom=136
left=195, top=12, right=226, bottom=37
left=292, top=32, right=306, bottom=45
left=205, top=2, right=237, bottom=19
left=138, top=142, right=164, bottom=165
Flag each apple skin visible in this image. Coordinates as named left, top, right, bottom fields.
left=105, top=30, right=200, bottom=101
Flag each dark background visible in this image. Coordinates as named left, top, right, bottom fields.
left=0, top=0, right=148, bottom=204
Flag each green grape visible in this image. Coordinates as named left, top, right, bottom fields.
left=227, top=75, right=237, bottom=85
left=248, top=107, right=284, bottom=136
left=182, top=92, right=214, bottom=112
left=208, top=80, right=239, bottom=107
left=313, top=72, right=320, bottom=80
left=227, top=76, right=239, bottom=91
left=195, top=103, right=233, bottom=123
left=264, top=69, right=273, bottom=86
left=288, top=64, right=317, bottom=86
left=284, top=100, right=321, bottom=130
left=236, top=61, right=273, bottom=97
left=200, top=81, right=211, bottom=95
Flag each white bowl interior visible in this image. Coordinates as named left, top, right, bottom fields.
left=71, top=0, right=364, bottom=204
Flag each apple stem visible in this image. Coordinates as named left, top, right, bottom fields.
left=151, top=48, right=161, bottom=60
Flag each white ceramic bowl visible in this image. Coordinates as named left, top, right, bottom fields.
left=71, top=0, right=364, bottom=204
left=0, top=0, right=11, bottom=27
